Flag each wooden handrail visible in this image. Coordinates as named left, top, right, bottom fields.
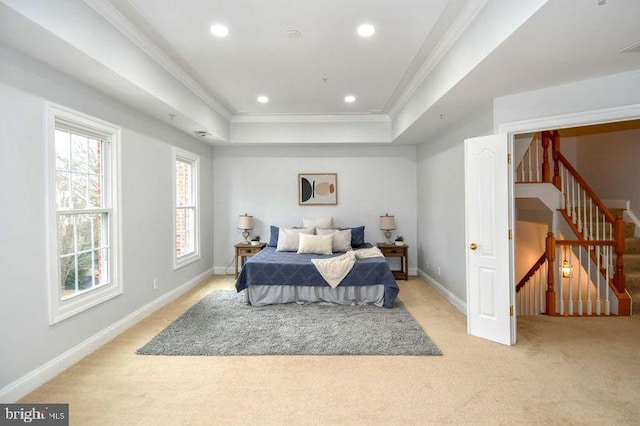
left=555, top=151, right=617, bottom=224
left=555, top=240, right=617, bottom=246
left=516, top=253, right=546, bottom=292
left=554, top=150, right=625, bottom=292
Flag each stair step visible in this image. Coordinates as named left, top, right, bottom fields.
left=626, top=272, right=640, bottom=291
left=626, top=222, right=636, bottom=238
left=626, top=238, right=640, bottom=254
left=624, top=254, right=640, bottom=271
left=629, top=283, right=640, bottom=314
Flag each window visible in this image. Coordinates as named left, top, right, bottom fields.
left=173, top=148, right=200, bottom=269
left=47, top=104, right=121, bottom=324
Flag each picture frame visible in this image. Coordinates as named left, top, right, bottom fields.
left=298, top=173, right=337, bottom=205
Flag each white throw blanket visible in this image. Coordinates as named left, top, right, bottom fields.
left=311, top=247, right=384, bottom=288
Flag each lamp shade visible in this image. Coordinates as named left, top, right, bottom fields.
left=238, top=214, right=254, bottom=230
left=380, top=214, right=395, bottom=230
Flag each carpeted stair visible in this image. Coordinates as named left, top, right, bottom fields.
left=624, top=220, right=640, bottom=315
left=570, top=208, right=639, bottom=315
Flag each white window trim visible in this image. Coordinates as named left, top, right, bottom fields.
left=45, top=103, right=123, bottom=325
left=173, top=147, right=201, bottom=270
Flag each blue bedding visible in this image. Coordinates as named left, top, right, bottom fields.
left=235, top=247, right=399, bottom=307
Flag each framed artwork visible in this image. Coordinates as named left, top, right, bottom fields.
left=298, top=173, right=337, bottom=205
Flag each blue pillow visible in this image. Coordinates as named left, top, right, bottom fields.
left=349, top=226, right=365, bottom=248
left=268, top=226, right=279, bottom=247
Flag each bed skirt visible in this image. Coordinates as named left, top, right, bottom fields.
left=244, top=284, right=385, bottom=307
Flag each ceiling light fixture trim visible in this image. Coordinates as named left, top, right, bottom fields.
left=210, top=24, right=229, bottom=37
left=357, top=24, right=375, bottom=37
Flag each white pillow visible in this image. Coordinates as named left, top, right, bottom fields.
left=297, top=233, right=333, bottom=255
left=302, top=216, right=332, bottom=229
left=316, top=228, right=352, bottom=252
left=276, top=228, right=314, bottom=252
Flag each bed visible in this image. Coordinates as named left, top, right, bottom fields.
left=235, top=246, right=399, bottom=308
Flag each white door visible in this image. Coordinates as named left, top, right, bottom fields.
left=464, top=134, right=515, bottom=345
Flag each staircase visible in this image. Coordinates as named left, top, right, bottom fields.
left=515, top=130, right=635, bottom=316
left=624, top=220, right=640, bottom=314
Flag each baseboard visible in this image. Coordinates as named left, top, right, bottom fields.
left=213, top=266, right=235, bottom=275
left=0, top=267, right=214, bottom=403
left=417, top=269, right=467, bottom=315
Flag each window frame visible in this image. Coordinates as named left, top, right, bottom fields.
left=172, top=147, right=200, bottom=269
left=46, top=103, right=122, bottom=324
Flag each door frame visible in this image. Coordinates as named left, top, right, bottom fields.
left=497, top=103, right=639, bottom=343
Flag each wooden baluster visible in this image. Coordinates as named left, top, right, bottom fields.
left=587, top=244, right=592, bottom=315
left=613, top=217, right=626, bottom=293
left=596, top=242, right=602, bottom=316
left=552, top=130, right=561, bottom=188
left=527, top=145, right=532, bottom=182
left=568, top=246, right=574, bottom=315
left=533, top=138, right=541, bottom=182
left=541, top=132, right=551, bottom=183
left=578, top=247, right=583, bottom=315
left=571, top=177, right=577, bottom=223
left=605, top=245, right=611, bottom=315
left=545, top=232, right=556, bottom=316
left=542, top=261, right=547, bottom=314
left=533, top=273, right=537, bottom=314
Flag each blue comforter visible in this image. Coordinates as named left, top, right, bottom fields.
left=235, top=247, right=399, bottom=307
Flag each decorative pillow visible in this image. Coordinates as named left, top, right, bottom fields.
left=345, top=226, right=365, bottom=248
left=302, top=216, right=333, bottom=229
left=268, top=225, right=279, bottom=247
left=276, top=228, right=314, bottom=252
left=316, top=228, right=352, bottom=252
left=297, top=233, right=334, bottom=255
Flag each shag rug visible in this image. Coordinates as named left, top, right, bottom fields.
left=136, top=290, right=442, bottom=356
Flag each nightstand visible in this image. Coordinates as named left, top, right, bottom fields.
left=234, top=243, right=266, bottom=278
left=377, top=243, right=408, bottom=280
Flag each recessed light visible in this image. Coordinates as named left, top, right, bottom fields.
left=344, top=95, right=356, bottom=103
left=210, top=24, right=229, bottom=37
left=357, top=24, right=375, bottom=37
left=257, top=95, right=269, bottom=103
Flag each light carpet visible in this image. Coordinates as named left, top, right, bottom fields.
left=136, top=290, right=441, bottom=356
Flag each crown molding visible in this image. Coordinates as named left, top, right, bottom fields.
left=387, top=0, right=489, bottom=118
left=83, top=0, right=232, bottom=120
left=231, top=114, right=391, bottom=124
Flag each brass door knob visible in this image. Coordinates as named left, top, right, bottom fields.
left=470, top=243, right=478, bottom=250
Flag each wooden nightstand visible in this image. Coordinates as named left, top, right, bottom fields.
left=377, top=243, right=408, bottom=280
left=234, top=243, right=266, bottom=278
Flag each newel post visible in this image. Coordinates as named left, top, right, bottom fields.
left=551, top=130, right=561, bottom=189
left=545, top=232, right=556, bottom=316
left=541, top=131, right=551, bottom=183
left=613, top=218, right=626, bottom=293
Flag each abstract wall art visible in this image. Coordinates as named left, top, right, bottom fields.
left=298, top=173, right=337, bottom=205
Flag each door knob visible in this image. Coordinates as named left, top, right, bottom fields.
left=470, top=243, right=478, bottom=250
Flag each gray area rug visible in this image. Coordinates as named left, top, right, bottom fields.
left=137, top=290, right=442, bottom=356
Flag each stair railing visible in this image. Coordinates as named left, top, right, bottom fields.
left=544, top=233, right=616, bottom=316
left=515, top=133, right=543, bottom=183
left=515, top=130, right=629, bottom=315
left=516, top=253, right=547, bottom=315
left=548, top=131, right=626, bottom=294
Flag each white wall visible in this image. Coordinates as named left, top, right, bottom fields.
left=0, top=44, right=214, bottom=395
left=213, top=145, right=418, bottom=273
left=416, top=105, right=493, bottom=305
